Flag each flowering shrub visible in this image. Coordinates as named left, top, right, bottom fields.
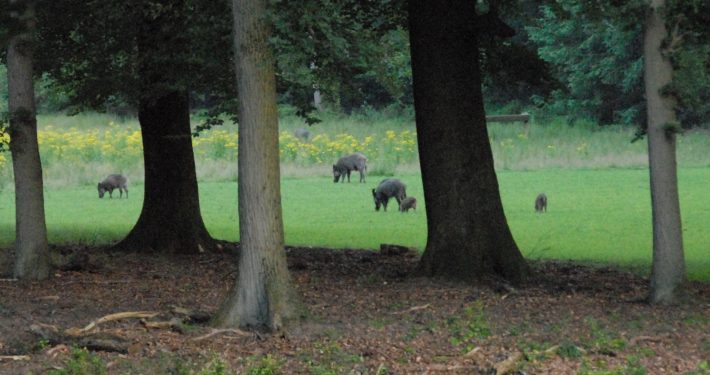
left=1, top=124, right=419, bottom=171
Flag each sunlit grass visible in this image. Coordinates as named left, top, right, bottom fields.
left=0, top=168, right=708, bottom=280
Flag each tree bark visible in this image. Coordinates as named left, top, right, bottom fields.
left=213, top=0, right=301, bottom=331
left=114, top=91, right=215, bottom=254
left=408, top=0, right=527, bottom=283
left=7, top=0, right=50, bottom=280
left=644, top=0, right=685, bottom=304
left=113, top=0, right=215, bottom=254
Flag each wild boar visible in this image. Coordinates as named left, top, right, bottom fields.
left=98, top=174, right=129, bottom=199
left=400, top=196, right=417, bottom=212
left=293, top=128, right=311, bottom=141
left=372, top=178, right=407, bottom=212
left=535, top=193, right=547, bottom=213
left=333, top=152, right=368, bottom=183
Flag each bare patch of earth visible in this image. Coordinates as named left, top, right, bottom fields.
left=1, top=244, right=708, bottom=374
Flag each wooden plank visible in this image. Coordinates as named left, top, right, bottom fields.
left=486, top=113, right=530, bottom=123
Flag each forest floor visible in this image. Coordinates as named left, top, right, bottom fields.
left=1, top=244, right=709, bottom=374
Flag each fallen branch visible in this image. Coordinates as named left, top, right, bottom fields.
left=170, top=306, right=211, bottom=324
left=463, top=346, right=482, bottom=358
left=65, top=311, right=159, bottom=336
left=629, top=335, right=667, bottom=346
left=424, top=364, right=477, bottom=373
left=495, top=351, right=524, bottom=375
left=0, top=355, right=30, bottom=361
left=192, top=328, right=251, bottom=342
left=391, top=304, right=431, bottom=315
left=141, top=318, right=184, bottom=333
left=30, top=324, right=129, bottom=353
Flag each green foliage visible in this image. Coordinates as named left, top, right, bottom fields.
left=49, top=347, right=106, bottom=375
left=198, top=356, right=230, bottom=375
left=526, top=1, right=710, bottom=128
left=300, top=342, right=363, bottom=375
left=244, top=355, right=281, bottom=375
left=671, top=44, right=710, bottom=128
left=447, top=301, right=491, bottom=352
left=526, top=2, right=645, bottom=125
left=0, top=64, right=7, bottom=114
left=34, top=338, right=50, bottom=351
left=579, top=355, right=647, bottom=375
left=584, top=317, right=627, bottom=355
left=557, top=341, right=583, bottom=359
left=684, top=360, right=710, bottom=375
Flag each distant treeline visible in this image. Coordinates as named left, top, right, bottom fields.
left=1, top=3, right=707, bottom=128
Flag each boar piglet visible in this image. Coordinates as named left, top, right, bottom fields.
left=535, top=193, right=547, bottom=213
left=400, top=196, right=417, bottom=212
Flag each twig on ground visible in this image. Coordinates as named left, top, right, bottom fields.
left=495, top=351, right=524, bottom=375
left=391, top=303, right=431, bottom=315
left=630, top=335, right=667, bottom=346
left=65, top=311, right=159, bottom=337
left=141, top=318, right=184, bottom=333
left=0, top=355, right=30, bottom=361
left=192, top=328, right=252, bottom=341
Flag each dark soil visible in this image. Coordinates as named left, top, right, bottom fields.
left=1, top=244, right=708, bottom=374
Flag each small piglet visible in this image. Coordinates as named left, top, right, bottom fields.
left=535, top=193, right=547, bottom=213
left=98, top=174, right=129, bottom=199
left=400, top=196, right=417, bottom=212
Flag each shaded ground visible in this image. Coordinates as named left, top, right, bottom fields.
left=1, top=244, right=709, bottom=374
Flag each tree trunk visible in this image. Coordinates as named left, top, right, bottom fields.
left=6, top=0, right=50, bottom=280
left=213, top=0, right=301, bottom=331
left=114, top=91, right=215, bottom=254
left=408, top=0, right=527, bottom=283
left=113, top=1, right=214, bottom=254
left=644, top=0, right=685, bottom=304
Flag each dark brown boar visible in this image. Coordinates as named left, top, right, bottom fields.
left=333, top=152, right=368, bottom=183
left=372, top=178, right=407, bottom=211
left=98, top=174, right=129, bottom=199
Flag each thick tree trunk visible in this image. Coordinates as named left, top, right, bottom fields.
left=644, top=0, right=685, bottom=304
left=213, top=0, right=301, bottom=331
left=114, top=91, right=214, bottom=253
left=408, top=0, right=527, bottom=283
left=7, top=1, right=50, bottom=280
left=113, top=0, right=214, bottom=254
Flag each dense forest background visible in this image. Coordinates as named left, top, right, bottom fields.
left=0, top=1, right=707, bottom=128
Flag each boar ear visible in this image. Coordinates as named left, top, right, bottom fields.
left=372, top=189, right=376, bottom=197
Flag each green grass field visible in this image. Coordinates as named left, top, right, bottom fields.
left=0, top=167, right=708, bottom=280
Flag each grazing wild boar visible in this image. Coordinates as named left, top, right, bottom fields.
left=535, top=193, right=547, bottom=213
left=98, top=174, right=129, bottom=199
left=293, top=128, right=311, bottom=141
left=372, top=178, right=407, bottom=212
left=333, top=152, right=368, bottom=183
left=400, top=196, right=417, bottom=212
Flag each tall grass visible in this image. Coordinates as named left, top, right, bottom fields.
left=1, top=111, right=709, bottom=189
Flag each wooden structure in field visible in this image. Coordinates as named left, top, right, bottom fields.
left=486, top=112, right=531, bottom=135
left=485, top=113, right=530, bottom=124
